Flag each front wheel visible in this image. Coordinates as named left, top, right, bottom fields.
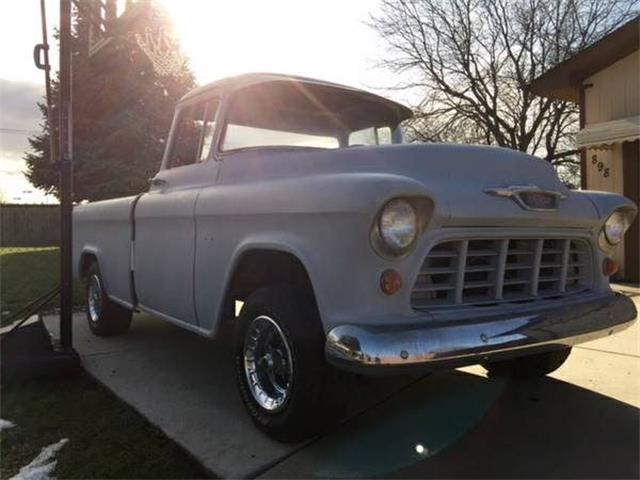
left=482, top=347, right=572, bottom=379
left=234, top=285, right=350, bottom=442
left=86, top=263, right=132, bottom=337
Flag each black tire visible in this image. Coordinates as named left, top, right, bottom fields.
left=85, top=262, right=132, bottom=337
left=234, top=284, right=350, bottom=442
left=482, top=347, right=572, bottom=379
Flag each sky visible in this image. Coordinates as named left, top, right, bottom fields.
left=0, top=0, right=411, bottom=204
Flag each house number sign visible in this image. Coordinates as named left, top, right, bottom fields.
left=592, top=154, right=610, bottom=178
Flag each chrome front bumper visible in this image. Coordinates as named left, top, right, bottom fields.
left=325, top=293, right=637, bottom=374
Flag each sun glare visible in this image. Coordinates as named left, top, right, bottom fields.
left=0, top=0, right=399, bottom=204
left=158, top=0, right=386, bottom=89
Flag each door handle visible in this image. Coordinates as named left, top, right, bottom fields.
left=148, top=177, right=167, bottom=187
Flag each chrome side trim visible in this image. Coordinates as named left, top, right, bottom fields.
left=325, top=293, right=637, bottom=374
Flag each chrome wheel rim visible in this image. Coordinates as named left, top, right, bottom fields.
left=243, top=315, right=293, bottom=412
left=87, top=274, right=102, bottom=324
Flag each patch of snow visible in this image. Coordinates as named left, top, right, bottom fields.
left=0, top=419, right=16, bottom=432
left=10, top=438, right=69, bottom=480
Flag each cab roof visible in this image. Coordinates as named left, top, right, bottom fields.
left=178, top=73, right=413, bottom=124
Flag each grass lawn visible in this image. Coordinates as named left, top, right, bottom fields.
left=1, top=373, right=211, bottom=479
left=0, top=247, right=84, bottom=325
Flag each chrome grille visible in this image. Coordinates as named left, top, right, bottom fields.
left=411, top=238, right=592, bottom=309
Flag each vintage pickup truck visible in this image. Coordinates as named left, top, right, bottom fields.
left=74, top=73, right=638, bottom=441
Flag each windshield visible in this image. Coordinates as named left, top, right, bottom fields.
left=221, top=81, right=403, bottom=152
left=224, top=125, right=339, bottom=150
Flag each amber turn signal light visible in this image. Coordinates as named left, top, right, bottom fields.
left=602, top=258, right=619, bottom=277
left=380, top=269, right=402, bottom=295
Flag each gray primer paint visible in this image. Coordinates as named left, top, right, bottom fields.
left=73, top=74, right=637, bottom=339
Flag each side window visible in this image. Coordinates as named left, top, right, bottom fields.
left=199, top=98, right=220, bottom=162
left=376, top=126, right=392, bottom=145
left=166, top=103, right=205, bottom=168
left=348, top=127, right=377, bottom=146
left=348, top=126, right=393, bottom=146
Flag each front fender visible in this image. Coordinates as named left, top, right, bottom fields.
left=219, top=237, right=319, bottom=324
left=193, top=172, right=441, bottom=336
left=579, top=190, right=638, bottom=221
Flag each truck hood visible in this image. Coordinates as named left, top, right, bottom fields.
left=353, top=143, right=597, bottom=229
left=225, top=142, right=599, bottom=229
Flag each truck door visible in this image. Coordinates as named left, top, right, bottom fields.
left=134, top=97, right=220, bottom=326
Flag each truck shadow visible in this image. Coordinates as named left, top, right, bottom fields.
left=262, top=370, right=639, bottom=479
left=45, top=313, right=637, bottom=479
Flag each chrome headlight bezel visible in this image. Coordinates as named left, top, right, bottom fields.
left=372, top=198, right=418, bottom=258
left=598, top=207, right=636, bottom=252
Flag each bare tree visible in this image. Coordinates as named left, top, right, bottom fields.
left=371, top=0, right=637, bottom=181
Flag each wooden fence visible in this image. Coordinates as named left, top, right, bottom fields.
left=0, top=204, right=60, bottom=247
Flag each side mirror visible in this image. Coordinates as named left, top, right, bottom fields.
left=148, top=177, right=167, bottom=187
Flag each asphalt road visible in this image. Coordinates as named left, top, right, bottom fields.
left=44, top=289, right=639, bottom=479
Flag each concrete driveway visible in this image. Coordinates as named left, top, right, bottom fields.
left=44, top=289, right=639, bottom=478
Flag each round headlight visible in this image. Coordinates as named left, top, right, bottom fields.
left=379, top=199, right=418, bottom=253
left=603, top=210, right=631, bottom=245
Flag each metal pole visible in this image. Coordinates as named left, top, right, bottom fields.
left=59, top=0, right=73, bottom=349
left=39, top=0, right=56, bottom=164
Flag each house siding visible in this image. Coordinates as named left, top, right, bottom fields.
left=584, top=51, right=639, bottom=124
left=583, top=51, right=639, bottom=282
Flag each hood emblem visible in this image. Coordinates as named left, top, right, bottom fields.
left=483, top=185, right=567, bottom=212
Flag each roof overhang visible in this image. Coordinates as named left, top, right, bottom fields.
left=179, top=73, right=414, bottom=124
left=527, top=17, right=640, bottom=102
left=577, top=115, right=640, bottom=149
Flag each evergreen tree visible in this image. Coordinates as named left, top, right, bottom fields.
left=25, top=1, right=196, bottom=201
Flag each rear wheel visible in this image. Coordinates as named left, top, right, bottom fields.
left=86, top=263, right=132, bottom=337
left=482, top=347, right=572, bottom=379
left=234, top=285, right=350, bottom=442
